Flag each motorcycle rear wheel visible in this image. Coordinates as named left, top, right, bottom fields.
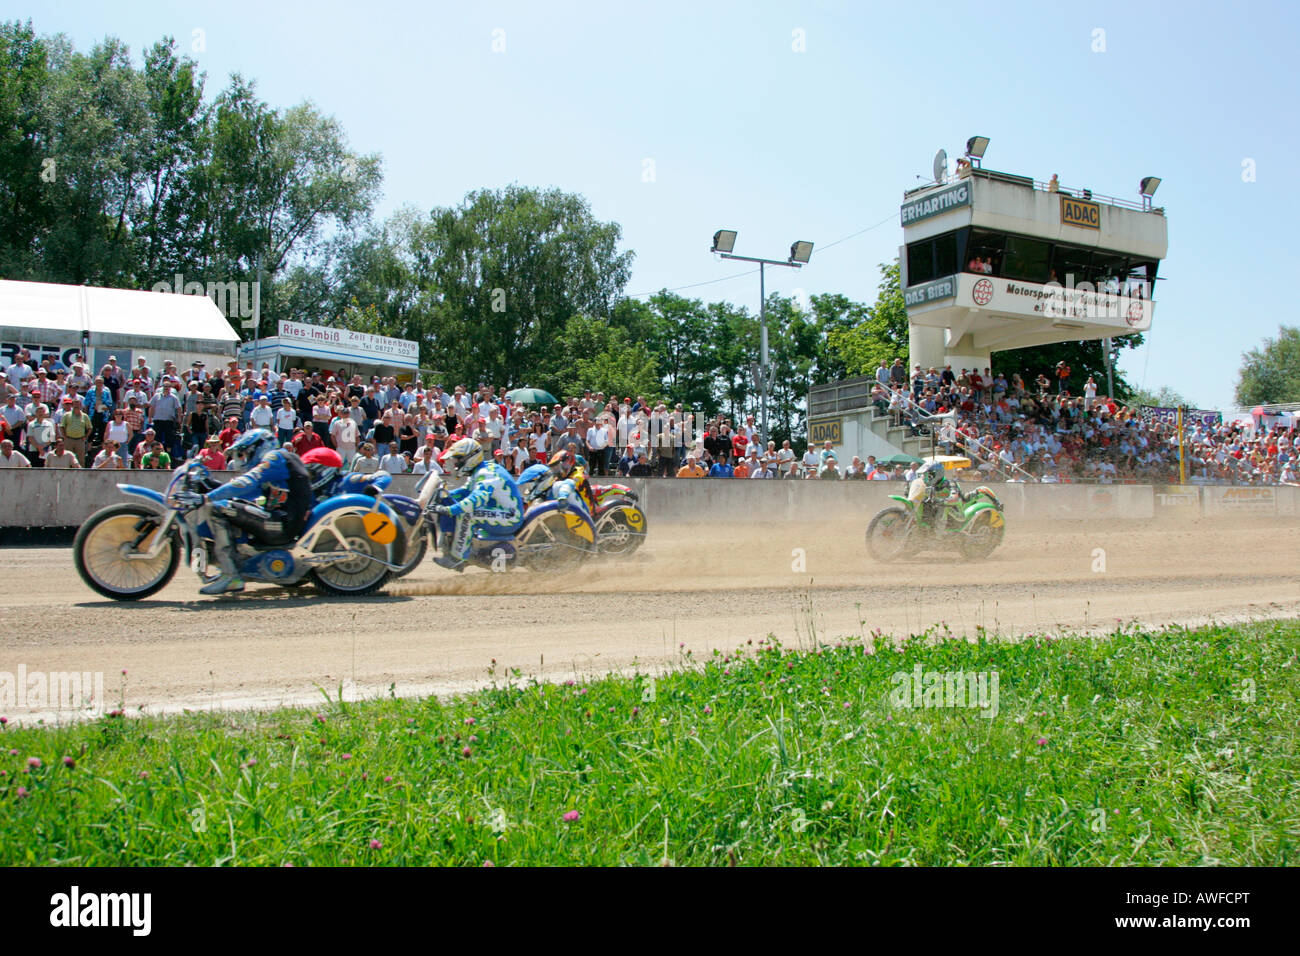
left=865, top=506, right=917, bottom=561
left=309, top=514, right=392, bottom=596
left=595, top=505, right=648, bottom=557
left=74, top=503, right=181, bottom=601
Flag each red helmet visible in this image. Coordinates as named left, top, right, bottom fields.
left=301, top=447, right=343, bottom=494
left=301, top=447, right=342, bottom=469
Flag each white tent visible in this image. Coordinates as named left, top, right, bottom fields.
left=0, top=279, right=241, bottom=364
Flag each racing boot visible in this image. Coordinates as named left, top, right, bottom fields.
left=433, top=514, right=470, bottom=572
left=201, top=517, right=246, bottom=594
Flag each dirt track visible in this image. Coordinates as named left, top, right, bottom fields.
left=2, top=513, right=1298, bottom=721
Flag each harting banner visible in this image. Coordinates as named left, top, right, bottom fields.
left=900, top=183, right=971, bottom=225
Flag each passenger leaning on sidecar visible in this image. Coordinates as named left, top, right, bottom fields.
left=197, top=428, right=314, bottom=595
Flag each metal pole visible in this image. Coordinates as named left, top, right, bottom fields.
left=254, top=255, right=263, bottom=366
left=1102, top=336, right=1114, bottom=399
left=1177, top=405, right=1186, bottom=485
left=759, top=262, right=769, bottom=445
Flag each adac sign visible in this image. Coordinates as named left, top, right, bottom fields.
left=809, top=418, right=842, bottom=445
left=1061, top=196, right=1100, bottom=229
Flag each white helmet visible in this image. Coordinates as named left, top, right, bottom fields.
left=440, top=437, right=484, bottom=479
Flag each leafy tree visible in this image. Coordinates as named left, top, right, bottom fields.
left=1235, top=325, right=1300, bottom=406
left=996, top=335, right=1142, bottom=400
left=1129, top=385, right=1197, bottom=409
left=414, top=185, right=634, bottom=388
left=0, top=20, right=52, bottom=278
left=557, top=315, right=659, bottom=402
left=822, top=262, right=909, bottom=378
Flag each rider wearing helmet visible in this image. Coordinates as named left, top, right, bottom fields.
left=301, top=446, right=344, bottom=498
left=431, top=437, right=524, bottom=571
left=199, top=428, right=314, bottom=595
left=546, top=448, right=596, bottom=516
left=907, top=461, right=960, bottom=530
left=517, top=462, right=590, bottom=518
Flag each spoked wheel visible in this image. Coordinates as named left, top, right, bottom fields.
left=865, top=507, right=918, bottom=562
left=309, top=514, right=392, bottom=596
left=516, top=510, right=593, bottom=573
left=959, top=511, right=1005, bottom=560
left=73, top=503, right=181, bottom=601
left=595, top=505, right=648, bottom=557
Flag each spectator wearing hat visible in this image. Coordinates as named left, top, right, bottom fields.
left=291, top=422, right=323, bottom=457
left=676, top=454, right=706, bottom=478
left=58, top=396, right=92, bottom=465
left=23, top=400, right=56, bottom=467
left=198, top=436, right=227, bottom=470
left=149, top=381, right=182, bottom=460
left=708, top=450, right=734, bottom=478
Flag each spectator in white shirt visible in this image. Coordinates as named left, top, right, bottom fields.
left=0, top=438, right=31, bottom=467
left=379, top=442, right=408, bottom=474
left=411, top=445, right=443, bottom=475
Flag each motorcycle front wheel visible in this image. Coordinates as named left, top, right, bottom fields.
left=959, top=511, right=1005, bottom=561
left=517, top=510, right=593, bottom=573
left=865, top=506, right=917, bottom=561
left=73, top=503, right=182, bottom=601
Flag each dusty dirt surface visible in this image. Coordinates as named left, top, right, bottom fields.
left=2, top=513, right=1298, bottom=722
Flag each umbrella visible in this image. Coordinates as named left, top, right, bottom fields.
left=505, top=387, right=559, bottom=405
left=878, top=453, right=923, bottom=466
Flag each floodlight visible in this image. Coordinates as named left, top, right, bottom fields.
left=789, top=240, right=814, bottom=264
left=711, top=230, right=737, bottom=254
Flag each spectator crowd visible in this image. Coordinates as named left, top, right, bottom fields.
left=1, top=346, right=1294, bottom=487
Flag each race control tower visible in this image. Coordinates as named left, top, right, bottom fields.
left=900, top=138, right=1168, bottom=374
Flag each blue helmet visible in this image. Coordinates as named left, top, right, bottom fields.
left=226, top=428, right=278, bottom=472
left=516, top=463, right=555, bottom=503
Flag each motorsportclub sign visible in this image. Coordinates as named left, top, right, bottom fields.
left=900, top=183, right=971, bottom=225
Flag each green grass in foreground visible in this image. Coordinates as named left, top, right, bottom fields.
left=2, top=620, right=1298, bottom=866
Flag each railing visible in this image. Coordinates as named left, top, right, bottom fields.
left=903, top=167, right=1160, bottom=215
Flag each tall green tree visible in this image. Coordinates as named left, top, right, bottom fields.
left=0, top=20, right=52, bottom=278
left=1235, top=325, right=1300, bottom=406
left=556, top=314, right=659, bottom=401
left=822, top=262, right=909, bottom=378
left=414, top=185, right=634, bottom=388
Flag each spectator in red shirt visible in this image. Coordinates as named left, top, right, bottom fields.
left=197, top=436, right=227, bottom=470
left=218, top=417, right=242, bottom=448
left=292, top=422, right=324, bottom=456
left=730, top=429, right=749, bottom=461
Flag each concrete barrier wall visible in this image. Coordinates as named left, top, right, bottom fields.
left=5, top=471, right=1272, bottom=530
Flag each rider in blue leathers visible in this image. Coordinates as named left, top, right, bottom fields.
left=431, top=438, right=524, bottom=571
left=199, top=428, right=313, bottom=594
left=516, top=463, right=593, bottom=522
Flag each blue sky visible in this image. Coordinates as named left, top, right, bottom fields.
left=9, top=0, right=1299, bottom=410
